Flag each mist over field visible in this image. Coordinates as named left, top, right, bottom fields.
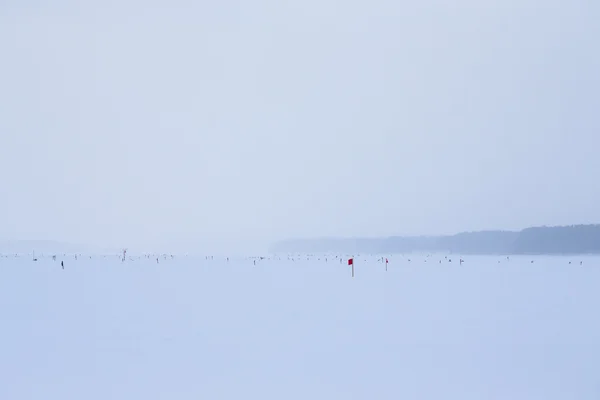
left=2, top=0, right=599, bottom=398
left=1, top=0, right=599, bottom=253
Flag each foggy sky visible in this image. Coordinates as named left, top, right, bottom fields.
left=1, top=0, right=599, bottom=254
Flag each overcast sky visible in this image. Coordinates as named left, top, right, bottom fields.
left=1, top=0, right=598, bottom=253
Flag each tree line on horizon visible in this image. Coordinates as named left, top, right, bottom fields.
left=270, top=224, right=600, bottom=255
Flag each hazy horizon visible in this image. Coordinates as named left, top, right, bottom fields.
left=4, top=222, right=600, bottom=256
left=2, top=1, right=599, bottom=254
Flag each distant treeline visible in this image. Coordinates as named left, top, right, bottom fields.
left=270, top=225, right=600, bottom=255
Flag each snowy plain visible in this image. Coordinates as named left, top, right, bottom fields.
left=0, top=254, right=599, bottom=400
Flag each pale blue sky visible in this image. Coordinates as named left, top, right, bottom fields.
left=1, top=0, right=599, bottom=253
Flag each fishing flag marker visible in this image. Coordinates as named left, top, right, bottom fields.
left=348, top=258, right=354, bottom=277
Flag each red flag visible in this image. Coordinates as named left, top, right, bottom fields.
left=386, top=258, right=388, bottom=264
left=348, top=258, right=353, bottom=265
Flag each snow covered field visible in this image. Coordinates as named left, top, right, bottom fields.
left=1, top=254, right=598, bottom=399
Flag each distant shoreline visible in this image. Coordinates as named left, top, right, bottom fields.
left=270, top=224, right=600, bottom=255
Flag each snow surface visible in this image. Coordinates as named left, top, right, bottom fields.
left=1, top=254, right=599, bottom=399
